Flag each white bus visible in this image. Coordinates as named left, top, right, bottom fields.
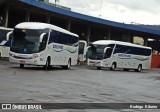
left=9, top=22, right=79, bottom=69
left=87, top=40, right=152, bottom=72
left=0, top=27, right=13, bottom=58
left=78, top=40, right=87, bottom=62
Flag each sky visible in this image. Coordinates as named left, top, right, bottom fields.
left=49, top=0, right=160, bottom=25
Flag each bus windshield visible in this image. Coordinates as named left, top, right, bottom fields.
left=11, top=29, right=49, bottom=54
left=88, top=44, right=114, bottom=60
left=88, top=45, right=106, bottom=60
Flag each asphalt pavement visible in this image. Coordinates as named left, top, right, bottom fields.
left=0, top=60, right=160, bottom=112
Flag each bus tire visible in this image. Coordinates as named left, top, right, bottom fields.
left=63, top=59, right=71, bottom=69
left=44, top=57, right=50, bottom=70
left=20, top=64, right=24, bottom=68
left=136, top=64, right=142, bottom=72
left=97, top=67, right=101, bottom=70
left=110, top=62, right=116, bottom=70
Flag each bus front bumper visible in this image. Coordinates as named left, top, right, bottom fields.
left=9, top=56, right=45, bottom=66
left=88, top=60, right=103, bottom=67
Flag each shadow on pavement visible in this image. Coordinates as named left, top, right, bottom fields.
left=11, top=66, right=75, bottom=71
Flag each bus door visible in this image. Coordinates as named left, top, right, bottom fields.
left=78, top=41, right=87, bottom=61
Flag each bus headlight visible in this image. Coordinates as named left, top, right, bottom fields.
left=100, top=61, right=103, bottom=66
left=9, top=53, right=14, bottom=57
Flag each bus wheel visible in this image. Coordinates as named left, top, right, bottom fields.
left=44, top=58, right=50, bottom=70
left=110, top=63, right=116, bottom=70
left=136, top=64, right=142, bottom=72
left=63, top=59, right=71, bottom=69
left=97, top=67, right=101, bottom=70
left=20, top=64, right=24, bottom=68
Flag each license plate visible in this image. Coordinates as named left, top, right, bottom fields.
left=20, top=60, right=25, bottom=64
left=90, top=63, right=96, bottom=66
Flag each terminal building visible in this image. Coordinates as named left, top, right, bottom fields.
left=0, top=0, right=160, bottom=67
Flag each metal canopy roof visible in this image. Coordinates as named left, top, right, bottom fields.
left=20, top=0, right=160, bottom=36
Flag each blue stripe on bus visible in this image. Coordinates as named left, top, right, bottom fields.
left=53, top=48, right=77, bottom=53
left=0, top=40, right=11, bottom=46
left=119, top=57, right=149, bottom=61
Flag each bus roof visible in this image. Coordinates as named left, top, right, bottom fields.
left=92, top=40, right=152, bottom=49
left=15, top=22, right=79, bottom=37
left=0, top=27, right=13, bottom=31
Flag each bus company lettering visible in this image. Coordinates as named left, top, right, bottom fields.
left=118, top=54, right=131, bottom=58
left=53, top=44, right=63, bottom=49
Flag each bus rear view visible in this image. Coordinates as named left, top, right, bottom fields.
left=78, top=40, right=87, bottom=62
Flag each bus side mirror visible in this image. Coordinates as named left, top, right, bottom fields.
left=104, top=47, right=112, bottom=58
left=6, top=31, right=13, bottom=41
left=39, top=33, right=46, bottom=43
left=104, top=47, right=111, bottom=53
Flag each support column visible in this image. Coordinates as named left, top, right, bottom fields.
left=128, top=33, right=133, bottom=43
left=25, top=10, right=30, bottom=22
left=107, top=29, right=111, bottom=40
left=86, top=26, right=91, bottom=45
left=3, top=4, right=9, bottom=27
left=122, top=33, right=132, bottom=43
left=46, top=15, right=50, bottom=23
left=66, top=19, right=71, bottom=31
left=129, top=35, right=133, bottom=43
left=143, top=37, right=148, bottom=46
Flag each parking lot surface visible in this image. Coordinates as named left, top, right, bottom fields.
left=0, top=60, right=160, bottom=112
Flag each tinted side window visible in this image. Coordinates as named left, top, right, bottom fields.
left=59, top=32, right=66, bottom=44
left=49, top=30, right=78, bottom=46
left=114, top=45, right=130, bottom=54
left=0, top=29, right=8, bottom=41
left=49, top=30, right=60, bottom=44
left=127, top=47, right=136, bottom=55
left=127, top=47, right=151, bottom=56
left=141, top=48, right=151, bottom=56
